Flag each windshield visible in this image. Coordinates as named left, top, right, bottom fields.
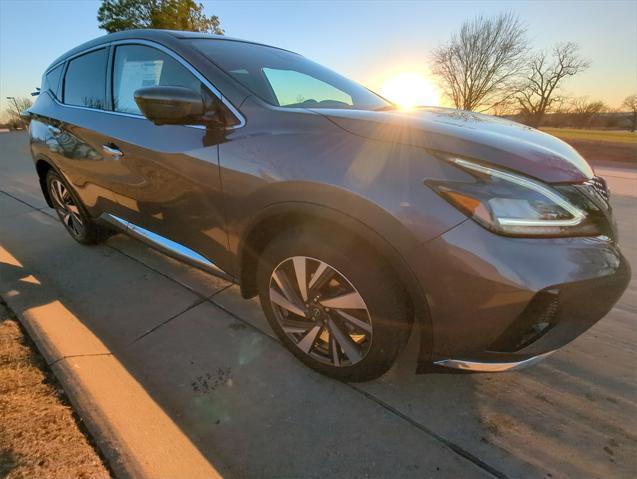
left=188, top=39, right=391, bottom=111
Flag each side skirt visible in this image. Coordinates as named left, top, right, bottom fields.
left=100, top=213, right=235, bottom=282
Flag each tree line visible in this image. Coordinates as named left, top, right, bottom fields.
left=430, top=12, right=636, bottom=130
left=3, top=5, right=636, bottom=131
left=93, top=4, right=636, bottom=131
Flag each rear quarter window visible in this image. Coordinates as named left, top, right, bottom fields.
left=42, top=64, right=64, bottom=100
left=63, top=48, right=108, bottom=109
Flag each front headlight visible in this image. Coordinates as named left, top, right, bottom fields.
left=426, top=158, right=600, bottom=237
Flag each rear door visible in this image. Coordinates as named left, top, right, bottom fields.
left=30, top=47, right=121, bottom=218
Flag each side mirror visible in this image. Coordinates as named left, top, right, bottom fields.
left=134, top=86, right=220, bottom=126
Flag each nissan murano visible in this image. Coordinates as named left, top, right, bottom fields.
left=25, top=30, right=630, bottom=381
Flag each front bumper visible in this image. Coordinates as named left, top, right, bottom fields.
left=408, top=219, right=631, bottom=372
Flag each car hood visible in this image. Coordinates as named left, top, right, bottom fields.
left=310, top=107, right=594, bottom=183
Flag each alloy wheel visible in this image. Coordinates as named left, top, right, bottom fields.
left=269, top=256, right=373, bottom=367
left=50, top=178, right=84, bottom=237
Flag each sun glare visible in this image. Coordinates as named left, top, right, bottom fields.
left=380, top=72, right=440, bottom=110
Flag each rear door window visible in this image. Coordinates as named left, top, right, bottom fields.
left=63, top=48, right=108, bottom=109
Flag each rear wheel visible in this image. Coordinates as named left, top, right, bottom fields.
left=46, top=170, right=111, bottom=245
left=257, top=225, right=411, bottom=382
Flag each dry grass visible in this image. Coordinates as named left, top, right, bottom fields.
left=0, top=301, right=110, bottom=479
left=540, top=128, right=637, bottom=166
left=568, top=140, right=636, bottom=166
left=542, top=127, right=637, bottom=144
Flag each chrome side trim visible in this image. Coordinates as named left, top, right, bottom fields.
left=102, top=213, right=130, bottom=231
left=45, top=44, right=109, bottom=73
left=103, top=213, right=234, bottom=281
left=434, top=351, right=554, bottom=373
left=50, top=99, right=214, bottom=130
left=50, top=39, right=245, bottom=130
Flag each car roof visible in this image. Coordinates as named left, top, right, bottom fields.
left=47, top=29, right=291, bottom=71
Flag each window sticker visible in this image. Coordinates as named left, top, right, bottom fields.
left=116, top=60, right=164, bottom=113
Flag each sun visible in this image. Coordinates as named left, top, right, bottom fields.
left=379, top=72, right=440, bottom=110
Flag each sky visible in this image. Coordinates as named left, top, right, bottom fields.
left=1, top=0, right=636, bottom=117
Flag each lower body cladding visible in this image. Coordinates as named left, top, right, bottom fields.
left=410, top=219, right=630, bottom=373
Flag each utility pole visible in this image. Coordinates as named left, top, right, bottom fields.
left=6, top=96, right=24, bottom=129
left=6, top=96, right=20, bottom=111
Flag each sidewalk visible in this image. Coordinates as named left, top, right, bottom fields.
left=1, top=131, right=636, bottom=478
left=0, top=192, right=488, bottom=478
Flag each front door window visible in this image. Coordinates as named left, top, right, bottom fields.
left=112, top=45, right=205, bottom=115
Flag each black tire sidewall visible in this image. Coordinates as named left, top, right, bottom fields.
left=46, top=170, right=95, bottom=244
left=257, top=224, right=410, bottom=382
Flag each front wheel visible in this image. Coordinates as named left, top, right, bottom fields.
left=257, top=225, right=411, bottom=382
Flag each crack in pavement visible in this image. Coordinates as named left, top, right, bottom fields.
left=1, top=189, right=56, bottom=219
left=47, top=352, right=114, bottom=368
left=0, top=190, right=49, bottom=216
left=350, top=385, right=510, bottom=479
left=130, top=290, right=230, bottom=344
left=106, top=243, right=235, bottom=300
left=206, top=295, right=510, bottom=479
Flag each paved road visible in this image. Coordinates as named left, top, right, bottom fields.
left=1, top=131, right=635, bottom=478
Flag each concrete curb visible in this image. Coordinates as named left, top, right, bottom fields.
left=0, top=246, right=221, bottom=479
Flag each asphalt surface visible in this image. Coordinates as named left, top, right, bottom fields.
left=1, top=131, right=635, bottom=478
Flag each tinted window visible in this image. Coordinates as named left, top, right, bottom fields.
left=63, top=49, right=108, bottom=109
left=42, top=64, right=64, bottom=99
left=189, top=39, right=390, bottom=111
left=113, top=45, right=204, bottom=115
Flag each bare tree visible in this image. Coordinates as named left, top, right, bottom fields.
left=622, top=94, right=637, bottom=132
left=491, top=96, right=519, bottom=117
left=567, top=97, right=607, bottom=127
left=430, top=13, right=528, bottom=112
left=4, top=97, right=32, bottom=129
left=516, top=42, right=590, bottom=127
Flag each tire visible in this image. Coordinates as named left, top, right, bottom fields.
left=257, top=224, right=411, bottom=382
left=46, top=170, right=111, bottom=245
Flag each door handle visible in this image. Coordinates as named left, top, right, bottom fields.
left=102, top=144, right=123, bottom=159
left=47, top=125, right=61, bottom=135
